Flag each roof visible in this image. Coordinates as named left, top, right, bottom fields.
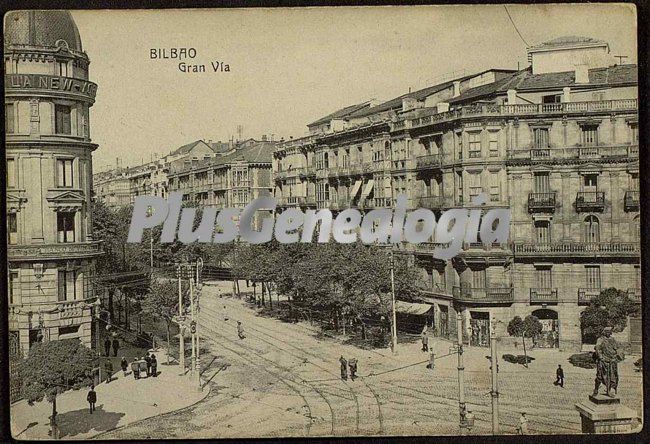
left=307, top=101, right=373, bottom=127
left=449, top=70, right=525, bottom=104
left=5, top=11, right=83, bottom=52
left=394, top=301, right=433, bottom=315
left=168, top=140, right=206, bottom=157
left=528, top=36, right=608, bottom=52
left=213, top=141, right=275, bottom=165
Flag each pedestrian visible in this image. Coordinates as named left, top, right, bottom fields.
left=87, top=385, right=97, bottom=414
left=131, top=358, right=140, bottom=379
left=517, top=412, right=529, bottom=435
left=121, top=357, right=128, bottom=376
left=237, top=321, right=245, bottom=339
left=104, top=359, right=113, bottom=384
left=112, top=337, right=120, bottom=357
left=555, top=364, right=564, bottom=387
left=104, top=338, right=111, bottom=357
left=349, top=358, right=358, bottom=381
left=144, top=353, right=152, bottom=377
left=427, top=350, right=436, bottom=370
left=421, top=326, right=429, bottom=352
left=151, top=354, right=158, bottom=377
left=339, top=355, right=348, bottom=381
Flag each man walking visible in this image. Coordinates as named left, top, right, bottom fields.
left=120, top=357, right=128, bottom=377
left=104, top=359, right=113, bottom=384
left=104, top=338, right=111, bottom=357
left=112, top=337, right=120, bottom=357
left=87, top=385, right=97, bottom=414
left=349, top=358, right=358, bottom=381
left=144, top=353, right=152, bottom=377
left=151, top=354, right=158, bottom=377
left=554, top=364, right=564, bottom=387
left=237, top=321, right=246, bottom=339
left=131, top=358, right=140, bottom=379
left=339, top=355, right=348, bottom=381
left=421, top=326, right=429, bottom=352
left=517, top=412, right=529, bottom=435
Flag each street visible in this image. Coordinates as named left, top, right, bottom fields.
left=99, top=281, right=643, bottom=438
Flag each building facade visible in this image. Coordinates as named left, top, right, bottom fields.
left=273, top=36, right=640, bottom=351
left=5, top=11, right=101, bottom=351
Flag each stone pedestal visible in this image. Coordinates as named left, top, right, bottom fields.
left=575, top=394, right=637, bottom=434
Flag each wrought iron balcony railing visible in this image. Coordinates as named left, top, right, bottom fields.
left=416, top=154, right=442, bottom=169
left=576, top=191, right=605, bottom=212
left=452, top=286, right=514, bottom=304
left=530, top=288, right=558, bottom=304
left=528, top=192, right=556, bottom=212
left=512, top=242, right=639, bottom=256
left=578, top=288, right=602, bottom=305
left=417, top=196, right=445, bottom=209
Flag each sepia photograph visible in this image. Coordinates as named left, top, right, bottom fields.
left=4, top=3, right=643, bottom=439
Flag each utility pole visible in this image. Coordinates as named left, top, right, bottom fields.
left=150, top=236, right=153, bottom=269
left=189, top=269, right=195, bottom=376
left=490, top=318, right=500, bottom=435
left=389, top=248, right=398, bottom=354
left=195, top=258, right=203, bottom=391
left=177, top=264, right=185, bottom=375
left=457, top=311, right=469, bottom=435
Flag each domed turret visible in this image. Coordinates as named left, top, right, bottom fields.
left=4, top=10, right=83, bottom=51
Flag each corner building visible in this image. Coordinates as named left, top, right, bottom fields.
left=5, top=11, right=101, bottom=352
left=273, top=37, right=640, bottom=351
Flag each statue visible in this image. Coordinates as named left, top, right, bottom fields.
left=593, top=327, right=624, bottom=397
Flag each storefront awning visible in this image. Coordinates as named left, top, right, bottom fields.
left=395, top=300, right=433, bottom=315
left=360, top=179, right=375, bottom=200
left=350, top=180, right=363, bottom=198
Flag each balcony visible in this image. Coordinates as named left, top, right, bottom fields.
left=417, top=196, right=445, bottom=209
left=575, top=191, right=605, bottom=212
left=275, top=170, right=288, bottom=181
left=624, top=191, right=639, bottom=212
left=509, top=144, right=638, bottom=162
left=299, top=166, right=315, bottom=179
left=8, top=241, right=103, bottom=261
left=530, top=288, right=558, bottom=304
left=578, top=288, right=602, bottom=305
left=528, top=192, right=556, bottom=212
left=416, top=154, right=442, bottom=169
left=452, top=286, right=514, bottom=304
left=512, top=242, right=639, bottom=257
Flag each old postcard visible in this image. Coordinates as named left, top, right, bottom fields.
left=5, top=4, right=642, bottom=439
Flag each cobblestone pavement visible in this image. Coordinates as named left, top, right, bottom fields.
left=100, top=282, right=643, bottom=438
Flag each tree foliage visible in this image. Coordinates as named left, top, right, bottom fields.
left=580, top=287, right=639, bottom=338
left=20, top=339, right=95, bottom=405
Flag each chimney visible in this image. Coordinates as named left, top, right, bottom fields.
left=562, top=87, right=572, bottom=103
left=507, top=89, right=518, bottom=105
left=575, top=64, right=589, bottom=84
left=453, top=81, right=461, bottom=98
left=437, top=102, right=450, bottom=113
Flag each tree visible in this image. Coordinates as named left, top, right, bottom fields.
left=507, top=315, right=541, bottom=367
left=20, top=340, right=95, bottom=439
left=141, top=279, right=189, bottom=363
left=580, top=287, right=639, bottom=342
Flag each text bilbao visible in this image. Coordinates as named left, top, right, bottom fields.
left=127, top=193, right=510, bottom=260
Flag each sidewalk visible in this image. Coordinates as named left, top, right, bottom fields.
left=11, top=349, right=210, bottom=440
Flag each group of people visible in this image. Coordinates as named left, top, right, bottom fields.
left=130, top=353, right=158, bottom=379
left=104, top=337, right=120, bottom=357
left=338, top=356, right=358, bottom=381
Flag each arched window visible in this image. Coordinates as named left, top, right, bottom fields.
left=583, top=215, right=600, bottom=243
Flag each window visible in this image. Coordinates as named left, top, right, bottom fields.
left=57, top=159, right=74, bottom=187
left=59, top=326, right=80, bottom=336
left=323, top=152, right=329, bottom=169
left=6, top=158, right=17, bottom=188
left=488, top=131, right=499, bottom=156
left=58, top=270, right=76, bottom=302
left=534, top=220, right=551, bottom=244
left=535, top=266, right=552, bottom=288
left=585, top=266, right=601, bottom=289
left=630, top=123, right=638, bottom=144
left=457, top=172, right=464, bottom=204
left=583, top=174, right=598, bottom=191
left=5, top=103, right=15, bottom=133
left=55, top=105, right=72, bottom=134
left=9, top=272, right=18, bottom=305
left=457, top=133, right=463, bottom=160
left=468, top=132, right=481, bottom=157
left=543, top=94, right=561, bottom=104
left=468, top=172, right=482, bottom=199
left=533, top=128, right=549, bottom=149
left=583, top=215, right=600, bottom=243
left=533, top=172, right=550, bottom=193
left=471, top=269, right=486, bottom=288
left=57, top=212, right=75, bottom=243
left=489, top=173, right=500, bottom=202
left=7, top=213, right=18, bottom=245
left=56, top=61, right=69, bottom=77
left=581, top=125, right=599, bottom=146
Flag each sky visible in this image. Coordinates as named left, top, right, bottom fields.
left=71, top=4, right=638, bottom=172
